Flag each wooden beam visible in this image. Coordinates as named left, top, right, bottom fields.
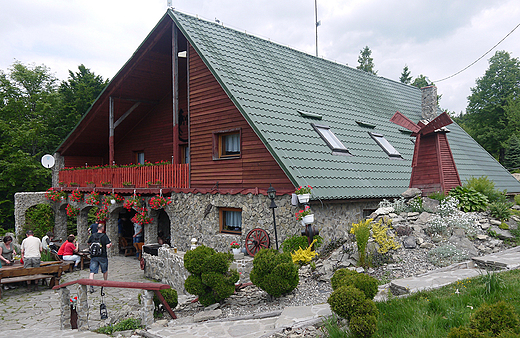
left=172, top=23, right=180, bottom=164
left=114, top=102, right=140, bottom=129
left=109, top=96, right=114, bottom=165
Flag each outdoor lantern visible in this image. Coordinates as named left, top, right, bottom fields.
left=267, top=184, right=279, bottom=250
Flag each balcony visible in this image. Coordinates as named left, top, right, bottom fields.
left=58, top=163, right=189, bottom=190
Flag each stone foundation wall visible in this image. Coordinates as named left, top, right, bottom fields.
left=143, top=247, right=190, bottom=294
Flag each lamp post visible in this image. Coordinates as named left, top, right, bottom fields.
left=267, top=184, right=279, bottom=250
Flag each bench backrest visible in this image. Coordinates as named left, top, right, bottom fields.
left=0, top=264, right=65, bottom=278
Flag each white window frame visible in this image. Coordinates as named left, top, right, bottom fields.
left=369, top=132, right=402, bottom=159
left=312, top=123, right=351, bottom=155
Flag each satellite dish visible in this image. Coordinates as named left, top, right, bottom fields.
left=41, top=154, right=55, bottom=168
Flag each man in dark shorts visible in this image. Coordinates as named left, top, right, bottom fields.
left=87, top=223, right=112, bottom=293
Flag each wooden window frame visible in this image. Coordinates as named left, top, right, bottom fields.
left=212, top=128, right=241, bottom=160
left=135, top=151, right=145, bottom=164
left=219, top=207, right=242, bottom=234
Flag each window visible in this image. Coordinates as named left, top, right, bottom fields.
left=213, top=129, right=241, bottom=159
left=219, top=208, right=242, bottom=234
left=312, top=123, right=351, bottom=155
left=136, top=152, right=145, bottom=164
left=369, top=132, right=402, bottom=159
left=180, top=145, right=189, bottom=164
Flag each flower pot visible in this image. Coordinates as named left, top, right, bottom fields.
left=297, top=194, right=311, bottom=203
left=102, top=184, right=113, bottom=188
left=110, top=199, right=116, bottom=205
left=301, top=214, right=314, bottom=225
left=123, top=184, right=135, bottom=188
left=232, top=248, right=241, bottom=255
left=86, top=184, right=96, bottom=188
left=69, top=184, right=79, bottom=187
left=148, top=184, right=161, bottom=188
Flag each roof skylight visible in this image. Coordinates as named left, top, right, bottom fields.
left=369, top=132, right=402, bottom=159
left=312, top=123, right=352, bottom=156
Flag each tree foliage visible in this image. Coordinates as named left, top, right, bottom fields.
left=0, top=61, right=107, bottom=229
left=460, top=51, right=520, bottom=162
left=504, top=134, right=520, bottom=170
left=357, top=46, right=377, bottom=75
left=411, top=74, right=432, bottom=88
left=400, top=65, right=412, bottom=84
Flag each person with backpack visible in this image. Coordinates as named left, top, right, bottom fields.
left=87, top=223, right=112, bottom=293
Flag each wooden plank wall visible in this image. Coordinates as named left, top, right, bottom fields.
left=410, top=135, right=441, bottom=190
left=188, top=45, right=293, bottom=190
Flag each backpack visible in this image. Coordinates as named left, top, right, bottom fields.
left=89, top=234, right=103, bottom=257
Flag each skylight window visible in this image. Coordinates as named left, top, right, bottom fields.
left=312, top=123, right=351, bottom=155
left=369, top=132, right=402, bottom=159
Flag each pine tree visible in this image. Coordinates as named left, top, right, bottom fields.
left=400, top=65, right=412, bottom=84
left=504, top=134, right=520, bottom=170
left=356, top=46, right=377, bottom=75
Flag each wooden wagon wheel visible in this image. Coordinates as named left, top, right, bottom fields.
left=245, top=228, right=270, bottom=257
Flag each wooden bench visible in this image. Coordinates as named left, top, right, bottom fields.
left=50, top=252, right=75, bottom=272
left=0, top=263, right=68, bottom=299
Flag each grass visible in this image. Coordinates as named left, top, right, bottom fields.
left=372, top=269, right=520, bottom=337
left=322, top=269, right=520, bottom=337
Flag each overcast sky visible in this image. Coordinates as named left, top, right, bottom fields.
left=1, top=0, right=519, bottom=115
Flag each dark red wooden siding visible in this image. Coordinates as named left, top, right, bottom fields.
left=410, top=134, right=441, bottom=192
left=438, top=133, right=461, bottom=191
left=188, top=45, right=293, bottom=190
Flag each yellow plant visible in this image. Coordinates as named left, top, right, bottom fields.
left=350, top=218, right=373, bottom=235
left=371, top=218, right=400, bottom=253
left=291, top=239, right=318, bottom=265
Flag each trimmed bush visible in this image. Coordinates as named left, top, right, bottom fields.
left=469, top=301, right=519, bottom=336
left=327, top=285, right=366, bottom=320
left=250, top=248, right=299, bottom=297
left=331, top=269, right=378, bottom=300
left=447, top=326, right=490, bottom=338
left=349, top=314, right=378, bottom=338
left=153, top=288, right=178, bottom=312
left=331, top=268, right=358, bottom=291
left=183, top=245, right=239, bottom=306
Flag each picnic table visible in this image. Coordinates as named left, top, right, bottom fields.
left=0, top=261, right=70, bottom=299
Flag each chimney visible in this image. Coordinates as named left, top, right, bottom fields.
left=421, top=85, right=437, bottom=120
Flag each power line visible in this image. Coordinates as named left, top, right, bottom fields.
left=434, top=22, right=520, bottom=83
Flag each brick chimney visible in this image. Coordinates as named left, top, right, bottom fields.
left=421, top=85, right=437, bottom=120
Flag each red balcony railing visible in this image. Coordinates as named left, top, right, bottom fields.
left=58, top=164, right=189, bottom=188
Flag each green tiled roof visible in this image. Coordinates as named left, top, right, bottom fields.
left=169, top=10, right=520, bottom=199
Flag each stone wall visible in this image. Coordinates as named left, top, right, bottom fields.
left=143, top=246, right=189, bottom=294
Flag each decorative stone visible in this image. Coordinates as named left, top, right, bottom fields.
left=480, top=222, right=490, bottom=230
left=476, top=234, right=488, bottom=240
left=373, top=207, right=394, bottom=216
left=448, top=230, right=478, bottom=256
left=419, top=242, right=433, bottom=249
left=401, top=188, right=422, bottom=198
left=490, top=220, right=502, bottom=226
left=489, top=226, right=514, bottom=240
left=402, top=236, right=417, bottom=249
left=422, top=198, right=439, bottom=212
left=193, top=309, right=222, bottom=322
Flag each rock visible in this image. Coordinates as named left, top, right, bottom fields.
left=373, top=207, right=394, bottom=216
left=402, top=188, right=422, bottom=198
left=431, top=234, right=443, bottom=243
left=490, top=220, right=502, bottom=226
left=416, top=237, right=424, bottom=245
left=389, top=213, right=398, bottom=218
left=416, top=212, right=432, bottom=224
left=205, top=303, right=220, bottom=311
left=448, top=229, right=478, bottom=256
left=193, top=309, right=222, bottom=322
left=407, top=212, right=420, bottom=217
left=419, top=242, right=433, bottom=249
left=476, top=234, right=488, bottom=241
left=355, top=267, right=365, bottom=273
left=391, top=216, right=404, bottom=224
left=422, top=198, right=439, bottom=212
left=480, top=222, right=490, bottom=230
left=402, top=236, right=417, bottom=249
left=489, top=226, right=514, bottom=240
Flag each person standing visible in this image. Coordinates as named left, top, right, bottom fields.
left=0, top=235, right=17, bottom=266
left=132, top=222, right=143, bottom=258
left=41, top=231, right=54, bottom=251
left=87, top=223, right=112, bottom=293
left=20, top=230, right=42, bottom=290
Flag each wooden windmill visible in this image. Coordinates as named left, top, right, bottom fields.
left=390, top=111, right=461, bottom=195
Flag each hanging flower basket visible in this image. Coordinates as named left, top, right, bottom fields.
left=101, top=181, right=112, bottom=188
left=70, top=190, right=83, bottom=203
left=132, top=207, right=153, bottom=225
left=301, top=214, right=315, bottom=225
left=295, top=205, right=312, bottom=221
left=85, top=192, right=101, bottom=206
left=297, top=194, right=311, bottom=203
left=124, top=195, right=141, bottom=210
left=123, top=181, right=135, bottom=188
left=149, top=195, right=172, bottom=210
left=96, top=203, right=109, bottom=222
left=66, top=204, right=80, bottom=217
left=106, top=193, right=124, bottom=205
left=45, top=188, right=67, bottom=202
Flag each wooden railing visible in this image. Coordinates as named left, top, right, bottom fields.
left=58, top=163, right=189, bottom=188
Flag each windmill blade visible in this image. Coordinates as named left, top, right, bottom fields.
left=420, top=112, right=453, bottom=135
left=390, top=111, right=420, bottom=133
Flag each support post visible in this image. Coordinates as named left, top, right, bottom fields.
left=59, top=287, right=71, bottom=330
left=77, top=284, right=89, bottom=331
left=172, top=24, right=180, bottom=164
left=109, top=96, right=115, bottom=165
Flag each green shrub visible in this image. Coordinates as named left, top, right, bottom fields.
left=488, top=201, right=513, bottom=221
left=408, top=196, right=424, bottom=212
left=331, top=268, right=358, bottom=291
left=447, top=326, right=491, bottom=338
left=515, top=194, right=520, bottom=205
left=427, top=244, right=469, bottom=267
left=23, top=204, right=54, bottom=239
left=183, top=245, right=238, bottom=306
left=331, top=269, right=378, bottom=300
left=349, top=314, right=378, bottom=338
left=327, top=285, right=366, bottom=320
left=469, top=301, right=519, bottom=336
left=282, top=235, right=322, bottom=254
left=449, top=186, right=488, bottom=212
left=464, top=176, right=506, bottom=203
left=96, top=318, right=143, bottom=335
left=250, top=248, right=299, bottom=297
left=153, top=288, right=178, bottom=312
left=350, top=220, right=371, bottom=267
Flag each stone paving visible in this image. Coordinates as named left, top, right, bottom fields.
left=0, top=248, right=519, bottom=338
